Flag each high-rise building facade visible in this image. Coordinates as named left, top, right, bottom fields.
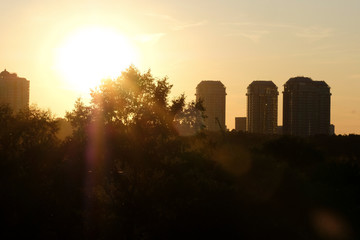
left=0, top=69, right=29, bottom=112
left=283, top=76, right=331, bottom=136
left=196, top=81, right=226, bottom=131
left=246, top=81, right=278, bottom=134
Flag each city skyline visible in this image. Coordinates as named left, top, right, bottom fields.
left=1, top=0, right=359, bottom=134
left=1, top=68, right=334, bottom=135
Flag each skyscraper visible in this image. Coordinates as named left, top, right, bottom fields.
left=283, top=76, right=331, bottom=136
left=196, top=81, right=226, bottom=131
left=0, top=69, right=30, bottom=112
left=246, top=81, right=278, bottom=134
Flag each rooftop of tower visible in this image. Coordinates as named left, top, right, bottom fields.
left=196, top=80, right=226, bottom=95
left=248, top=80, right=277, bottom=88
left=0, top=69, right=28, bottom=81
left=1, top=69, right=18, bottom=77
left=286, top=76, right=313, bottom=83
left=313, top=81, right=330, bottom=87
left=197, top=80, right=224, bottom=86
left=285, top=76, right=329, bottom=87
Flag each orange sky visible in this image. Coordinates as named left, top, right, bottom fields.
left=1, top=0, right=359, bottom=134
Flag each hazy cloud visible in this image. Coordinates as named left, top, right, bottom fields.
left=145, top=13, right=178, bottom=22
left=138, top=14, right=207, bottom=46
left=223, top=21, right=334, bottom=43
left=227, top=30, right=269, bottom=42
left=295, top=26, right=333, bottom=42
left=134, top=33, right=166, bottom=45
left=147, top=12, right=207, bottom=31
left=172, top=20, right=208, bottom=31
left=348, top=74, right=360, bottom=79
left=221, top=21, right=288, bottom=42
left=221, top=22, right=295, bottom=29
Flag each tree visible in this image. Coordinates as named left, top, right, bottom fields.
left=65, top=98, right=92, bottom=141
left=173, top=98, right=206, bottom=136
left=0, top=105, right=63, bottom=238
left=87, top=65, right=205, bottom=139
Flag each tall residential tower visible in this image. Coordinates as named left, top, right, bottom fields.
left=246, top=81, right=278, bottom=134
left=283, top=76, right=331, bottom=136
left=0, top=69, right=29, bottom=112
left=196, top=81, right=226, bottom=131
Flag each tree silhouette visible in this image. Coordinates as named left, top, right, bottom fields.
left=1, top=67, right=360, bottom=239
left=0, top=105, right=63, bottom=238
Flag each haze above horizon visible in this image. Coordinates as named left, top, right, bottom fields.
left=1, top=0, right=359, bottom=134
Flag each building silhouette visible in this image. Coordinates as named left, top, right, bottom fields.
left=283, top=76, right=331, bottom=136
left=235, top=117, right=246, bottom=132
left=329, top=124, right=335, bottom=135
left=0, top=69, right=29, bottom=112
left=246, top=81, right=278, bottom=134
left=196, top=81, right=226, bottom=131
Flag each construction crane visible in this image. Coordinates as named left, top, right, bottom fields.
left=215, top=117, right=225, bottom=136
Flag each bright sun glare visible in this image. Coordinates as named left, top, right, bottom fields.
left=55, top=27, right=137, bottom=93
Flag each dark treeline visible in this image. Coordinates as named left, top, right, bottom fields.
left=1, top=66, right=360, bottom=239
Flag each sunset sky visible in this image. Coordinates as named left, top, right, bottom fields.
left=1, top=0, right=359, bottom=134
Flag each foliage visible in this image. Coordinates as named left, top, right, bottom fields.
left=89, top=66, right=177, bottom=136
left=65, top=98, right=92, bottom=140
left=1, top=67, right=360, bottom=239
left=174, top=98, right=206, bottom=136
left=0, top=104, right=62, bottom=238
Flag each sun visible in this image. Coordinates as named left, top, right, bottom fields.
left=55, top=26, right=138, bottom=93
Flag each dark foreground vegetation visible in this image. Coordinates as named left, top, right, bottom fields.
left=1, top=67, right=360, bottom=239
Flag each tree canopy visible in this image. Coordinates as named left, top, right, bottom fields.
left=1, top=67, right=360, bottom=239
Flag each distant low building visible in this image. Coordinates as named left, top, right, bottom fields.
left=235, top=117, right=246, bottom=132
left=0, top=69, right=29, bottom=112
left=329, top=124, right=335, bottom=135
